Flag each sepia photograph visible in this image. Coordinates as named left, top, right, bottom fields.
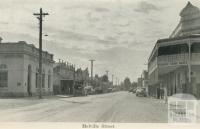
left=0, top=0, right=200, bottom=128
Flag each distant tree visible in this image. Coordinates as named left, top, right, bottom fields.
left=120, top=82, right=125, bottom=91
left=131, top=82, right=137, bottom=89
left=95, top=74, right=99, bottom=79
left=124, top=77, right=131, bottom=90
left=102, top=75, right=108, bottom=82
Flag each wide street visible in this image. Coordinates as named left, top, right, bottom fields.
left=0, top=91, right=169, bottom=122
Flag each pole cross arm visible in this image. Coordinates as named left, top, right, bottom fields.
left=33, top=13, right=49, bottom=16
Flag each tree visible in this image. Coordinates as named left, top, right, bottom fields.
left=132, top=82, right=137, bottom=89
left=102, top=75, right=108, bottom=82
left=124, top=77, right=131, bottom=91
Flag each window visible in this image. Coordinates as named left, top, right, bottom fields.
left=36, top=68, right=39, bottom=88
left=42, top=72, right=45, bottom=88
left=36, top=72, right=39, bottom=88
left=48, top=70, right=51, bottom=88
left=0, top=71, right=8, bottom=87
left=48, top=75, right=51, bottom=88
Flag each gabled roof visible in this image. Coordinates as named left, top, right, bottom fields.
left=180, top=1, right=200, bottom=16
left=170, top=2, right=200, bottom=38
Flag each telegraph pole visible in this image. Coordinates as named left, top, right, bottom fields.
left=34, top=8, right=49, bottom=99
left=89, top=59, right=95, bottom=85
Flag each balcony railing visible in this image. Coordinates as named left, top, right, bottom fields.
left=149, top=53, right=200, bottom=74
left=158, top=53, right=188, bottom=67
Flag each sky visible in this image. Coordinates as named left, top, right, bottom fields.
left=1, top=0, right=200, bottom=82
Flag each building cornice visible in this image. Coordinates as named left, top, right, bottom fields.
left=0, top=41, right=54, bottom=63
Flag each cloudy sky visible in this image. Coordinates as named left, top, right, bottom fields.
left=0, top=0, right=200, bottom=82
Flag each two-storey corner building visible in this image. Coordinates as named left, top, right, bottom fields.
left=148, top=2, right=200, bottom=99
left=0, top=41, right=54, bottom=97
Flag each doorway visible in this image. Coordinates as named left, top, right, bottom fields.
left=60, top=80, right=73, bottom=95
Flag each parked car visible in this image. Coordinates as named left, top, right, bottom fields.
left=132, top=88, right=137, bottom=93
left=129, top=88, right=136, bottom=93
left=84, top=86, right=95, bottom=95
left=136, top=88, right=147, bottom=97
left=129, top=88, right=134, bottom=93
left=107, top=88, right=113, bottom=93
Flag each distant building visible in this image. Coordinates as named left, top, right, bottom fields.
left=137, top=77, right=142, bottom=87
left=75, top=67, right=90, bottom=95
left=148, top=2, right=200, bottom=98
left=75, top=68, right=90, bottom=82
left=53, top=61, right=74, bottom=95
left=0, top=41, right=54, bottom=97
left=91, top=74, right=113, bottom=93
left=53, top=61, right=89, bottom=95
left=141, top=70, right=149, bottom=93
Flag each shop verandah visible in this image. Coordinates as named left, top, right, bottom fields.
left=53, top=79, right=85, bottom=96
